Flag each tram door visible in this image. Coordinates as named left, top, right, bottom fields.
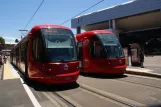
left=16, top=47, right=19, bottom=67
left=77, top=42, right=83, bottom=70
left=24, top=42, right=28, bottom=74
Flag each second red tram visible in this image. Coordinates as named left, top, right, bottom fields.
left=10, top=24, right=80, bottom=84
left=76, top=30, right=126, bottom=74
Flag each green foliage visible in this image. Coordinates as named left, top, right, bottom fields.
left=0, top=37, right=5, bottom=44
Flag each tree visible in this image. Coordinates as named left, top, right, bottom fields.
left=15, top=39, right=19, bottom=43
left=0, top=37, right=5, bottom=44
left=0, top=37, right=5, bottom=51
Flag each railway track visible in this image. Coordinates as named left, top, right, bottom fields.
left=42, top=91, right=75, bottom=107
left=113, top=74, right=161, bottom=89
left=41, top=82, right=146, bottom=107
left=14, top=72, right=147, bottom=107
left=115, top=78, right=161, bottom=90
left=78, top=82, right=146, bottom=107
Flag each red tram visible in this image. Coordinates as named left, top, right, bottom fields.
left=10, top=24, right=80, bottom=84
left=76, top=30, right=126, bottom=74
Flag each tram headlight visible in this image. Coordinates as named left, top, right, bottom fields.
left=119, top=60, right=122, bottom=64
left=118, top=59, right=126, bottom=65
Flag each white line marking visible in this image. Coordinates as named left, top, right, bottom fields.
left=22, top=81, right=42, bottom=107
left=9, top=63, right=42, bottom=107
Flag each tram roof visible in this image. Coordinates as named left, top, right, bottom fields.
left=13, top=24, right=71, bottom=49
left=76, top=30, right=113, bottom=41
left=30, top=24, right=71, bottom=34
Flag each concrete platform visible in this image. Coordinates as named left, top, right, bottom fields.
left=0, top=60, right=35, bottom=107
left=3, top=61, right=19, bottom=80
left=0, top=78, right=34, bottom=107
left=126, top=66, right=161, bottom=79
left=126, top=56, right=161, bottom=79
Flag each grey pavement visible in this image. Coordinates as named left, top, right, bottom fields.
left=127, top=56, right=161, bottom=77
left=0, top=79, right=34, bottom=107
left=127, top=66, right=161, bottom=74
left=142, top=66, right=161, bottom=74
left=140, top=56, right=161, bottom=74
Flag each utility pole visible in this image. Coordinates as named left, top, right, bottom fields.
left=19, top=29, right=28, bottom=40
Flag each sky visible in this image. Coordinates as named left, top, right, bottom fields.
left=0, top=0, right=130, bottom=44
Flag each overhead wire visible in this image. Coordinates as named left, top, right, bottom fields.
left=20, top=0, right=104, bottom=40
left=60, top=0, right=104, bottom=25
left=18, top=0, right=44, bottom=40
left=24, top=0, right=45, bottom=30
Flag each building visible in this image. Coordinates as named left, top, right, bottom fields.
left=71, top=0, right=161, bottom=55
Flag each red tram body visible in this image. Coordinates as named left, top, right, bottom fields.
left=10, top=24, right=80, bottom=84
left=76, top=30, right=126, bottom=74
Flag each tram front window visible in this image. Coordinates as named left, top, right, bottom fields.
left=42, top=28, right=77, bottom=62
left=97, top=34, right=124, bottom=58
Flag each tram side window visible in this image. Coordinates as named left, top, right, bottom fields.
left=20, top=45, right=24, bottom=63
left=36, top=38, right=44, bottom=61
left=32, top=37, right=44, bottom=62
left=94, top=42, right=103, bottom=58
left=89, top=40, right=104, bottom=58
left=20, top=42, right=27, bottom=63
left=89, top=40, right=95, bottom=57
left=77, top=42, right=83, bottom=59
left=32, top=39, right=36, bottom=60
left=16, top=48, right=19, bottom=59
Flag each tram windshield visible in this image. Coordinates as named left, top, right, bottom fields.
left=97, top=33, right=124, bottom=58
left=42, top=28, right=77, bottom=62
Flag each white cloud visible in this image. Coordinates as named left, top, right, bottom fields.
left=3, top=37, right=16, bottom=41
left=5, top=42, right=16, bottom=44
left=2, top=36, right=19, bottom=44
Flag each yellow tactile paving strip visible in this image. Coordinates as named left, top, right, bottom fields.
left=3, top=60, right=19, bottom=80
